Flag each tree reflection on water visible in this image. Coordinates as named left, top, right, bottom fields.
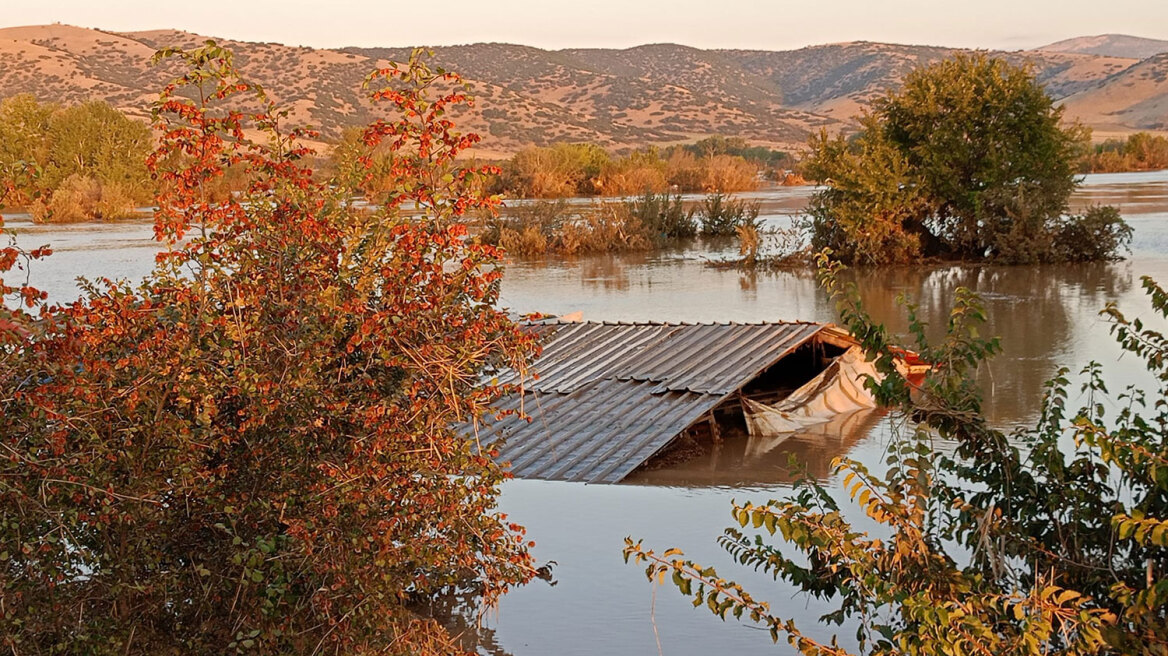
left=838, top=261, right=1132, bottom=425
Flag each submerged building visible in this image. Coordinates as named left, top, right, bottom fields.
left=472, top=320, right=885, bottom=484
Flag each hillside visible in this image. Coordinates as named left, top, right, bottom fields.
left=721, top=41, right=955, bottom=118
left=0, top=24, right=1165, bottom=156
left=343, top=42, right=837, bottom=148
left=1040, top=34, right=1168, bottom=60
left=1060, top=53, right=1168, bottom=134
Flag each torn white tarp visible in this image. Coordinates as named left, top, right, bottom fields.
left=742, top=346, right=881, bottom=437
left=743, top=407, right=882, bottom=461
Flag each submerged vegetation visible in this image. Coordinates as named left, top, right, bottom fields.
left=1, top=45, right=538, bottom=654
left=805, top=54, right=1132, bottom=265
left=477, top=199, right=655, bottom=256
left=696, top=192, right=761, bottom=237
left=475, top=191, right=769, bottom=256
left=489, top=139, right=784, bottom=198
left=627, top=259, right=1168, bottom=655
left=625, top=189, right=698, bottom=241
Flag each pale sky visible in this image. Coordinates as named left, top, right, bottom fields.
left=2, top=0, right=1166, bottom=51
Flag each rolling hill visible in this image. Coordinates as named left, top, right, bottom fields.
left=0, top=24, right=1165, bottom=156
left=1059, top=53, right=1168, bottom=134
left=1039, top=34, right=1168, bottom=60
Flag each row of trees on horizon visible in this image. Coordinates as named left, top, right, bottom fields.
left=3, top=91, right=1165, bottom=224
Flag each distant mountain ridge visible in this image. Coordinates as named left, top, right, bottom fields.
left=1039, top=34, right=1168, bottom=60
left=0, top=24, right=1165, bottom=156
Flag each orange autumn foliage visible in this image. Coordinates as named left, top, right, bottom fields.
left=1, top=43, right=536, bottom=654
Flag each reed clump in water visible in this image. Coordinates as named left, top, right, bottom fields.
left=478, top=191, right=701, bottom=256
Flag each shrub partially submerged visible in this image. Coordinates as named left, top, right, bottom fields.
left=480, top=199, right=653, bottom=256
left=28, top=174, right=140, bottom=222
left=805, top=54, right=1130, bottom=265
left=698, top=192, right=761, bottom=237
left=480, top=191, right=773, bottom=258
left=1055, top=205, right=1134, bottom=262
left=624, top=191, right=697, bottom=240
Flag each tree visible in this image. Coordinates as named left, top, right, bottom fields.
left=805, top=54, right=1131, bottom=264
left=1082, top=133, right=1168, bottom=173
left=0, top=95, right=54, bottom=184
left=626, top=257, right=1168, bottom=654
left=498, top=142, right=613, bottom=197
left=0, top=96, right=153, bottom=220
left=41, top=101, right=152, bottom=196
left=805, top=115, right=928, bottom=265
left=1, top=42, right=537, bottom=654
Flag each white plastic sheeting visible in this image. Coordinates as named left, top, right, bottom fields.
left=743, top=407, right=883, bottom=461
left=742, top=346, right=881, bottom=438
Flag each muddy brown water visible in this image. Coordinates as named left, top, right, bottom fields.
left=7, top=171, right=1168, bottom=654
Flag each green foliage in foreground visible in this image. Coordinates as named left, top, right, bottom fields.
left=626, top=256, right=1168, bottom=655
left=804, top=54, right=1131, bottom=265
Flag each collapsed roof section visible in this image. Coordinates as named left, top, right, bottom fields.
left=473, top=320, right=858, bottom=484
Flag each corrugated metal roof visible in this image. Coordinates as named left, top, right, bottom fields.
left=474, top=320, right=831, bottom=483
left=479, top=380, right=716, bottom=484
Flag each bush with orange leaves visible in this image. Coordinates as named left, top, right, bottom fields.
left=0, top=43, right=538, bottom=655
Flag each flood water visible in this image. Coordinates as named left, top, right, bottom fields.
left=6, top=171, right=1168, bottom=654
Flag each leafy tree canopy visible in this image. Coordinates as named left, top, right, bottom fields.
left=0, top=95, right=153, bottom=220
left=805, top=54, right=1131, bottom=264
